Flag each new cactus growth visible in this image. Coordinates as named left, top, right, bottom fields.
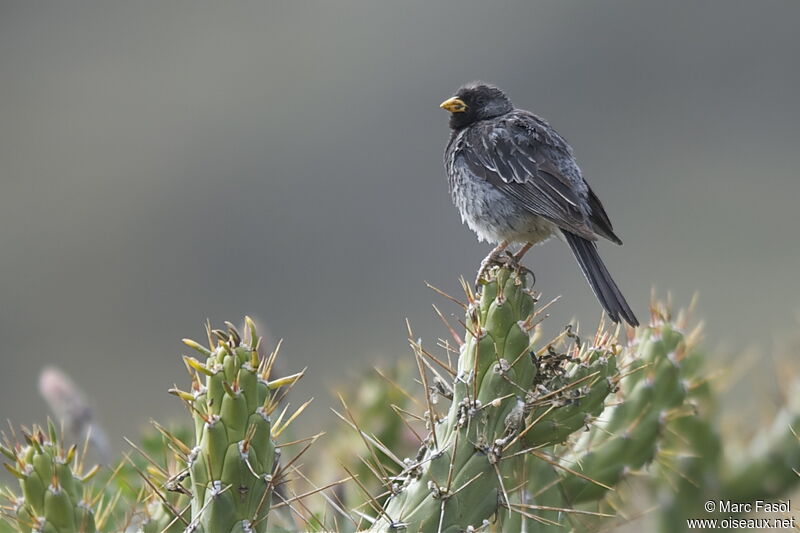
left=1, top=421, right=101, bottom=533
left=168, top=318, right=308, bottom=533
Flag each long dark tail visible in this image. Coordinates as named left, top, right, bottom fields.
left=563, top=232, right=639, bottom=327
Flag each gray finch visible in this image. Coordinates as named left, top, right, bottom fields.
left=441, top=82, right=638, bottom=326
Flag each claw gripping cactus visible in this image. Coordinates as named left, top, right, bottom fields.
left=1, top=421, right=99, bottom=533
left=366, top=267, right=619, bottom=532
left=172, top=318, right=304, bottom=533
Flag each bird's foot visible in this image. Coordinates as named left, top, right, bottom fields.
left=474, top=251, right=518, bottom=288
left=504, top=252, right=536, bottom=285
left=475, top=252, right=503, bottom=288
left=475, top=251, right=535, bottom=289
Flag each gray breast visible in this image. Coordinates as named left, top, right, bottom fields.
left=446, top=147, right=556, bottom=246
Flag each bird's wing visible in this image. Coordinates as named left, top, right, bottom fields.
left=459, top=112, right=605, bottom=241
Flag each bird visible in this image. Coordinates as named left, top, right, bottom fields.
left=440, top=82, right=638, bottom=326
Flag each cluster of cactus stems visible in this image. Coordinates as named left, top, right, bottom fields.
left=500, top=307, right=704, bottom=532
left=2, top=266, right=800, bottom=533
left=341, top=267, right=800, bottom=532
left=1, top=421, right=105, bottom=533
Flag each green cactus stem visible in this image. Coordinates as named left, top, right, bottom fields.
left=170, top=318, right=307, bottom=533
left=366, top=267, right=619, bottom=532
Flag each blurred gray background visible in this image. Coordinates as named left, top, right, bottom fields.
left=1, top=1, right=799, bottom=446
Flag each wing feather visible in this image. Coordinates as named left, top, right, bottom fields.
left=459, top=112, right=600, bottom=240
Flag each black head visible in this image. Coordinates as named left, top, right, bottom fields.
left=440, top=82, right=514, bottom=130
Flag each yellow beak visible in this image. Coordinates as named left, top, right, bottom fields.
left=439, top=97, right=467, bottom=113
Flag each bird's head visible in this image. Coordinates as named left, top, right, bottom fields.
left=440, top=82, right=513, bottom=130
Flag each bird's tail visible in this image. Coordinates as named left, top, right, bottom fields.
left=563, top=232, right=639, bottom=327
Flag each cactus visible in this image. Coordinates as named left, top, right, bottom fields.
left=556, top=319, right=690, bottom=505
left=167, top=319, right=308, bottom=533
left=644, top=304, right=800, bottom=532
left=1, top=421, right=101, bottom=533
left=363, top=267, right=619, bottom=532
left=720, top=382, right=800, bottom=502
left=636, top=307, right=723, bottom=532
left=492, top=307, right=704, bottom=532
left=2, top=265, right=800, bottom=532
left=357, top=267, right=800, bottom=532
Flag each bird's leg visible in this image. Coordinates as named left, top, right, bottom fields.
left=475, top=240, right=510, bottom=287
left=507, top=242, right=536, bottom=286
left=513, top=242, right=533, bottom=262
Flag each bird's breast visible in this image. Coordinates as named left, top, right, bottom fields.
left=447, top=156, right=555, bottom=245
